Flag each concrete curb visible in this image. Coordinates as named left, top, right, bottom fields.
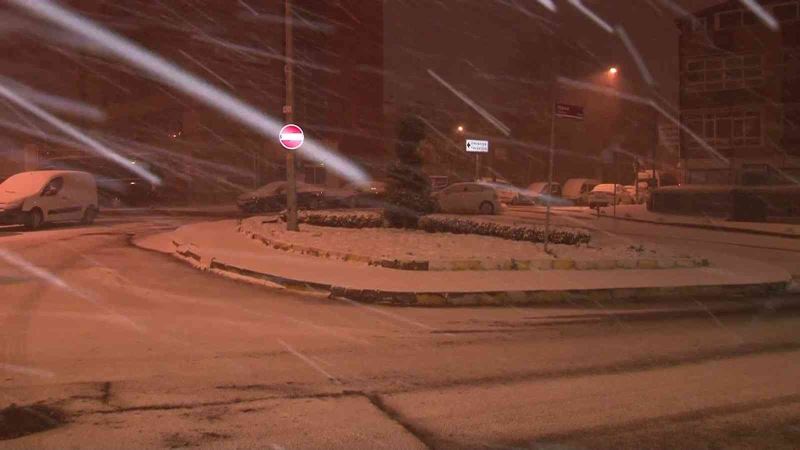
left=598, top=212, right=800, bottom=240
left=167, top=238, right=787, bottom=307
left=237, top=221, right=708, bottom=272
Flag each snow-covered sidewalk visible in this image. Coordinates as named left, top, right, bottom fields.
left=595, top=204, right=800, bottom=238
left=135, top=219, right=791, bottom=305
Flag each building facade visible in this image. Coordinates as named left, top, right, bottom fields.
left=0, top=0, right=384, bottom=201
left=677, top=0, right=800, bottom=185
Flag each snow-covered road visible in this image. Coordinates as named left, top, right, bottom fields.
left=1, top=211, right=800, bottom=448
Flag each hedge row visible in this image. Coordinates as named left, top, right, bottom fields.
left=417, top=216, right=591, bottom=245
left=285, top=211, right=384, bottom=228
left=279, top=211, right=591, bottom=246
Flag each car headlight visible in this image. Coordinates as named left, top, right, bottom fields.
left=1, top=200, right=23, bottom=210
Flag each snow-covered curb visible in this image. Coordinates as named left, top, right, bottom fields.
left=132, top=221, right=790, bottom=307
left=596, top=205, right=800, bottom=238
left=238, top=217, right=708, bottom=272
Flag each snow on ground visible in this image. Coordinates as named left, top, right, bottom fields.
left=597, top=204, right=800, bottom=236
left=249, top=218, right=697, bottom=263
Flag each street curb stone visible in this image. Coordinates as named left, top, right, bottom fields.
left=167, top=238, right=787, bottom=307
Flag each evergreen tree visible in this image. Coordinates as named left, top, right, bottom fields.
left=384, top=115, right=433, bottom=228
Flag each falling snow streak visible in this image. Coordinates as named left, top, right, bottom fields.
left=0, top=76, right=106, bottom=121
left=0, top=80, right=161, bottom=184
left=0, top=248, right=144, bottom=334
left=739, top=0, right=780, bottom=31
left=566, top=0, right=614, bottom=34
left=9, top=0, right=369, bottom=185
left=428, top=69, right=511, bottom=137
left=615, top=26, right=655, bottom=86
left=278, top=339, right=341, bottom=384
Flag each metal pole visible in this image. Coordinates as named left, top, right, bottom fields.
left=475, top=153, right=480, bottom=180
left=634, top=159, right=639, bottom=203
left=545, top=103, right=555, bottom=252
left=285, top=0, right=298, bottom=231
left=613, top=151, right=618, bottom=218
left=544, top=50, right=558, bottom=253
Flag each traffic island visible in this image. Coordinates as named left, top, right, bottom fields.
left=238, top=215, right=707, bottom=272
left=134, top=219, right=792, bottom=307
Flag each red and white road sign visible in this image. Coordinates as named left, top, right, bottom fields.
left=279, top=124, right=304, bottom=150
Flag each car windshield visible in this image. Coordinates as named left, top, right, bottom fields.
left=592, top=184, right=619, bottom=193
left=4, top=2, right=799, bottom=448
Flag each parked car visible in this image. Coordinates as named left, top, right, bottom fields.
left=478, top=177, right=517, bottom=204
left=0, top=170, right=99, bottom=230
left=326, top=181, right=387, bottom=208
left=351, top=181, right=387, bottom=207
left=587, top=183, right=634, bottom=208
left=515, top=181, right=563, bottom=205
left=237, top=181, right=325, bottom=213
left=562, top=178, right=600, bottom=206
left=623, top=185, right=645, bottom=204
left=432, top=182, right=501, bottom=215
left=42, top=156, right=158, bottom=208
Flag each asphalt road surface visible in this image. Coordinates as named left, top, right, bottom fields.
left=1, top=211, right=799, bottom=449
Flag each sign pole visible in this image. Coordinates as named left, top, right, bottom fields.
left=545, top=50, right=559, bottom=253
left=475, top=153, right=480, bottom=180
left=545, top=100, right=555, bottom=253
left=284, top=0, right=298, bottom=231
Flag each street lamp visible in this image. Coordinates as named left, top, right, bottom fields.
left=608, top=66, right=618, bottom=76
left=456, top=125, right=464, bottom=133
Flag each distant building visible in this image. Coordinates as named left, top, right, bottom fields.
left=658, top=121, right=680, bottom=156
left=0, top=1, right=384, bottom=201
left=677, top=0, right=800, bottom=185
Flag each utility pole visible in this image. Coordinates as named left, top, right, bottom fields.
left=544, top=48, right=559, bottom=253
left=284, top=0, right=298, bottom=231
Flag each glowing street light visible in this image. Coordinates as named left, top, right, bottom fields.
left=608, top=67, right=618, bottom=75
left=457, top=125, right=464, bottom=133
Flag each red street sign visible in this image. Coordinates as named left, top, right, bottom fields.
left=279, top=124, right=304, bottom=150
left=555, top=103, right=585, bottom=120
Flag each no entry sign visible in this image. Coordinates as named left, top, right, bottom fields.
left=279, top=124, right=304, bottom=150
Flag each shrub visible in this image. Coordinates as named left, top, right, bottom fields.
left=281, top=211, right=384, bottom=228
left=384, top=115, right=434, bottom=228
left=418, top=216, right=591, bottom=245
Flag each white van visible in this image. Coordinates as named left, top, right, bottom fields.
left=0, top=170, right=99, bottom=229
left=562, top=178, right=601, bottom=206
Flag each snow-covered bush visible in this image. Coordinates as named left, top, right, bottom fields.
left=417, top=216, right=591, bottom=245
left=285, top=211, right=384, bottom=228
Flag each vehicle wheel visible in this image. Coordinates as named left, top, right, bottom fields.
left=24, top=208, right=44, bottom=230
left=479, top=201, right=495, bottom=215
left=81, top=206, right=98, bottom=225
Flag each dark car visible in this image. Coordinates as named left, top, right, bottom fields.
left=236, top=181, right=325, bottom=213
left=340, top=181, right=387, bottom=208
